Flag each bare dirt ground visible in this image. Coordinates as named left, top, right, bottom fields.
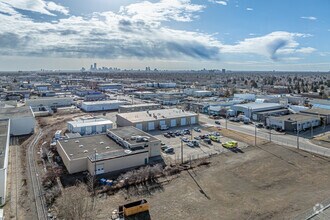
left=93, top=142, right=330, bottom=220
left=312, top=132, right=330, bottom=149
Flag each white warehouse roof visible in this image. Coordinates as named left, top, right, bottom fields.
left=117, top=108, right=197, bottom=123
left=68, top=117, right=113, bottom=128
left=82, top=100, right=127, bottom=105
left=233, top=103, right=282, bottom=110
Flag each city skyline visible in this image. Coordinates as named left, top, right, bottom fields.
left=0, top=0, right=329, bottom=71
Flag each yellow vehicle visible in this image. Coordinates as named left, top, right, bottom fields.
left=222, top=141, right=238, bottom=148
left=119, top=199, right=149, bottom=217
left=209, top=135, right=220, bottom=142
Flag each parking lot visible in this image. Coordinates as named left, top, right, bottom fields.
left=148, top=125, right=249, bottom=164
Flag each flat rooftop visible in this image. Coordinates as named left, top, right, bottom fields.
left=270, top=114, right=319, bottom=122
left=255, top=108, right=289, bottom=115
left=82, top=100, right=127, bottom=105
left=0, top=119, right=9, bottom=169
left=300, top=108, right=330, bottom=115
left=108, top=126, right=160, bottom=145
left=234, top=103, right=282, bottom=110
left=0, top=106, right=33, bottom=119
left=117, top=108, right=198, bottom=123
left=68, top=117, right=113, bottom=127
left=58, top=134, right=123, bottom=160
left=119, top=103, right=160, bottom=109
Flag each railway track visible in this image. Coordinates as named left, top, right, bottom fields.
left=27, top=131, right=48, bottom=220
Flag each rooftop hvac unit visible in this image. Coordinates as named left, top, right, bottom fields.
left=79, top=145, right=83, bottom=148
left=83, top=150, right=88, bottom=153
left=75, top=140, right=79, bottom=143
left=100, top=141, right=104, bottom=144
left=105, top=146, right=110, bottom=149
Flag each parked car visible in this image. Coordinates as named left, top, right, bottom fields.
left=204, top=138, right=211, bottom=144
left=191, top=140, right=199, bottom=147
left=168, top=131, right=175, bottom=137
left=163, top=133, right=171, bottom=138
left=215, top=120, right=221, bottom=125
left=209, top=135, right=220, bottom=142
left=222, top=141, right=238, bottom=148
left=181, top=137, right=189, bottom=142
left=194, top=136, right=201, bottom=140
left=164, top=147, right=174, bottom=153
left=175, top=130, right=181, bottom=136
left=194, top=127, right=201, bottom=132
left=256, top=123, right=264, bottom=128
left=187, top=142, right=194, bottom=147
left=183, top=129, right=190, bottom=134
left=161, top=145, right=169, bottom=151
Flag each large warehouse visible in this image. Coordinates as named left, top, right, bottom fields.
left=67, top=117, right=113, bottom=135
left=118, top=103, right=161, bottom=113
left=231, top=103, right=284, bottom=119
left=267, top=114, right=320, bottom=131
left=81, top=100, right=128, bottom=112
left=56, top=127, right=161, bottom=175
left=0, top=106, right=35, bottom=136
left=0, top=119, right=10, bottom=206
left=116, top=108, right=198, bottom=131
left=26, top=97, right=74, bottom=108
left=300, top=108, right=330, bottom=125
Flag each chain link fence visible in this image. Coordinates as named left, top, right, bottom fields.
left=294, top=197, right=330, bottom=220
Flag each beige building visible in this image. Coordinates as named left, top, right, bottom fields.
left=116, top=108, right=199, bottom=131
left=56, top=126, right=161, bottom=175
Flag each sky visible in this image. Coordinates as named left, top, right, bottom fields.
left=0, top=0, right=329, bottom=71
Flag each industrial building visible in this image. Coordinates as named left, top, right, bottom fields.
left=118, top=103, right=161, bottom=113
left=26, top=97, right=74, bottom=108
left=97, top=83, right=123, bottom=91
left=81, top=100, right=128, bottom=112
left=231, top=103, right=284, bottom=119
left=67, top=117, right=113, bottom=135
left=267, top=114, right=320, bottom=131
left=116, top=108, right=198, bottom=131
left=300, top=108, right=330, bottom=125
left=0, top=119, right=10, bottom=206
left=0, top=106, right=35, bottom=136
left=56, top=127, right=161, bottom=175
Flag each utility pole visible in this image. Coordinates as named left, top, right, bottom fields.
left=254, top=123, right=257, bottom=146
left=311, top=122, right=313, bottom=138
left=269, top=128, right=272, bottom=142
left=225, top=112, right=228, bottom=129
left=181, top=140, right=183, bottom=164
left=296, top=122, right=299, bottom=150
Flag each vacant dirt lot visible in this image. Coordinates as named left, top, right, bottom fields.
left=93, top=142, right=330, bottom=220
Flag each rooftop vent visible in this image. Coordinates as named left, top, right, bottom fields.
left=105, top=146, right=110, bottom=149
left=100, top=141, right=104, bottom=144
left=79, top=145, right=83, bottom=148
left=83, top=150, right=88, bottom=153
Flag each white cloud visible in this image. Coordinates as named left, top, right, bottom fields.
left=0, top=0, right=69, bottom=16
left=246, top=7, right=253, bottom=11
left=220, top=31, right=315, bottom=60
left=0, top=0, right=316, bottom=62
left=209, top=0, right=227, bottom=6
left=120, top=0, right=204, bottom=23
left=300, top=16, right=317, bottom=21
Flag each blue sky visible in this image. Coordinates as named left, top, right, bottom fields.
left=0, top=0, right=329, bottom=71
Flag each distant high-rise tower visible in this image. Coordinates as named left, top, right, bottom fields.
left=94, top=63, right=97, bottom=70
left=222, top=69, right=226, bottom=73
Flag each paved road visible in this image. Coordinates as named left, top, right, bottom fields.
left=199, top=114, right=330, bottom=157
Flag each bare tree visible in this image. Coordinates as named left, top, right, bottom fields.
left=56, top=184, right=95, bottom=220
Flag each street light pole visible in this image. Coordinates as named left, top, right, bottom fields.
left=225, top=112, right=228, bottom=129
left=296, top=122, right=299, bottom=150
left=181, top=140, right=183, bottom=164
left=254, top=123, right=257, bottom=146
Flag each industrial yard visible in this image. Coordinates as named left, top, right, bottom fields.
left=93, top=142, right=330, bottom=220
